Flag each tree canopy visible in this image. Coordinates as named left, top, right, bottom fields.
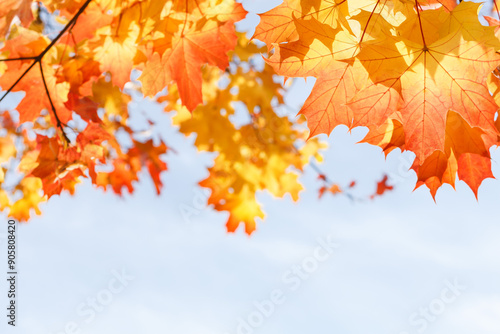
left=0, top=0, right=498, bottom=234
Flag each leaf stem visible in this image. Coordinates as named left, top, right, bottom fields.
left=415, top=0, right=428, bottom=48
left=358, top=0, right=381, bottom=46
left=494, top=0, right=500, bottom=21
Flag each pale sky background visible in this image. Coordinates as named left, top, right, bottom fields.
left=2, top=1, right=500, bottom=334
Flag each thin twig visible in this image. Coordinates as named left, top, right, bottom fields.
left=0, top=57, right=37, bottom=62
left=38, top=62, right=70, bottom=143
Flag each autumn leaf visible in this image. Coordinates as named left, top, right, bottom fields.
left=253, top=0, right=354, bottom=47
left=412, top=110, right=495, bottom=198
left=131, top=139, right=168, bottom=195
left=371, top=175, right=393, bottom=199
left=140, top=20, right=239, bottom=111
left=0, top=0, right=33, bottom=36
left=0, top=60, right=71, bottom=123
left=93, top=32, right=138, bottom=89
left=457, top=153, right=494, bottom=198
left=9, top=177, right=45, bottom=221
left=319, top=184, right=341, bottom=198
left=65, top=0, right=114, bottom=43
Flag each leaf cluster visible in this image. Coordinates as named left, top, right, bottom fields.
left=256, top=0, right=500, bottom=197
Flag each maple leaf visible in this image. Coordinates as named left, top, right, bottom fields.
left=140, top=20, right=239, bottom=111
left=96, top=159, right=139, bottom=195
left=95, top=137, right=168, bottom=196
left=412, top=110, right=495, bottom=198
left=360, top=119, right=406, bottom=157
left=200, top=172, right=265, bottom=235
left=253, top=0, right=354, bottom=47
left=457, top=153, right=494, bottom=198
left=91, top=79, right=131, bottom=118
left=0, top=137, right=16, bottom=162
left=28, top=136, right=86, bottom=197
left=0, top=62, right=71, bottom=123
left=131, top=139, right=168, bottom=195
left=76, top=122, right=110, bottom=181
left=0, top=0, right=33, bottom=36
left=205, top=0, right=247, bottom=22
left=92, top=24, right=139, bottom=89
left=63, top=0, right=114, bottom=43
left=319, top=184, right=341, bottom=198
left=371, top=175, right=394, bottom=199
left=9, top=177, right=45, bottom=221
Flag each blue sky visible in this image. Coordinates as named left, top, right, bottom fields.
left=2, top=1, right=500, bottom=333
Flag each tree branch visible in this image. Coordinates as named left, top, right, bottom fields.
left=0, top=57, right=37, bottom=62
left=0, top=0, right=93, bottom=143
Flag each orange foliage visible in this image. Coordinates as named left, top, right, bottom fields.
left=256, top=0, right=500, bottom=198
left=1, top=0, right=498, bottom=234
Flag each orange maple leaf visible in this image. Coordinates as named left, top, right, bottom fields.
left=140, top=20, right=239, bottom=111
left=253, top=0, right=353, bottom=47
left=371, top=175, right=394, bottom=199
left=0, top=0, right=33, bottom=36
left=319, top=184, right=342, bottom=198
left=0, top=61, right=72, bottom=123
